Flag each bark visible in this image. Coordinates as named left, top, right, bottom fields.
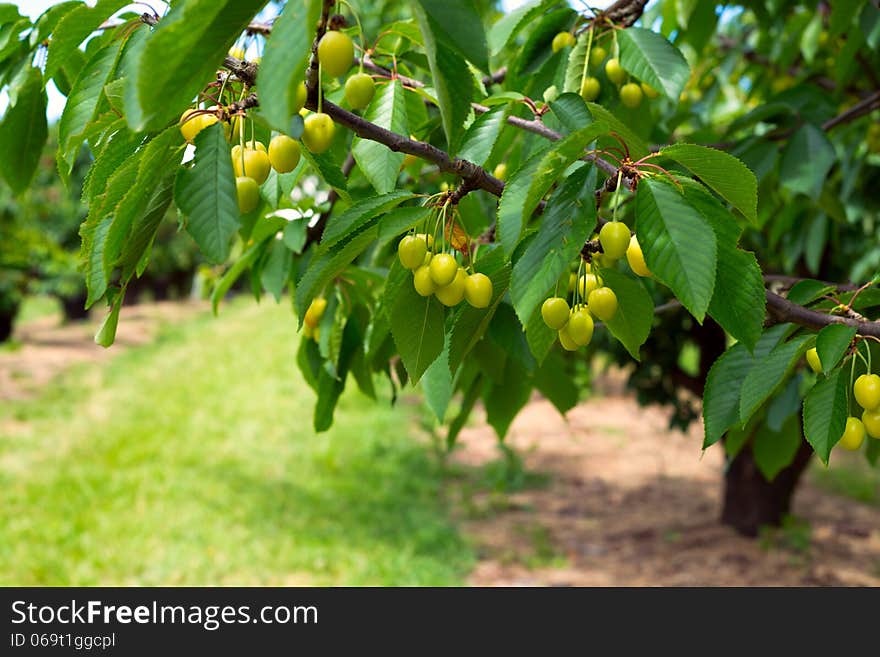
left=0, top=301, right=19, bottom=342
left=721, top=440, right=813, bottom=536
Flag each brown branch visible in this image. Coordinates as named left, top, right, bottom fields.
left=765, top=290, right=880, bottom=337
left=763, top=274, right=860, bottom=292
left=599, top=0, right=649, bottom=27
left=821, top=90, right=880, bottom=131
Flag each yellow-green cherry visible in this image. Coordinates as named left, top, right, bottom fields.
left=542, top=297, right=570, bottom=330
left=599, top=221, right=631, bottom=259
left=268, top=135, right=301, bottom=173
left=805, top=348, right=822, bottom=374
left=435, top=268, right=467, bottom=306
left=620, top=82, right=643, bottom=108
left=235, top=176, right=260, bottom=213
left=429, top=254, right=458, bottom=287
left=344, top=73, right=375, bottom=109
left=464, top=273, right=493, bottom=308
left=551, top=32, right=576, bottom=52
left=567, top=307, right=594, bottom=346
left=301, top=113, right=335, bottom=153
left=558, top=326, right=579, bottom=351
left=605, top=58, right=626, bottom=84
left=413, top=265, right=437, bottom=297
left=854, top=374, right=880, bottom=410
left=317, top=30, right=354, bottom=77
left=588, top=287, right=618, bottom=321
left=862, top=409, right=880, bottom=439
left=580, top=77, right=601, bottom=102
left=398, top=236, right=428, bottom=270
left=626, top=235, right=651, bottom=277
left=838, top=417, right=866, bottom=451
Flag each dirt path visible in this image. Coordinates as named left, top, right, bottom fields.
left=452, top=395, right=880, bottom=586
left=0, top=302, right=207, bottom=401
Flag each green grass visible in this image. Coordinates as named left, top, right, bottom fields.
left=0, top=299, right=473, bottom=585
left=17, top=294, right=62, bottom=324
left=811, top=452, right=880, bottom=507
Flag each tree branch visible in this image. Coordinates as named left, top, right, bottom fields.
left=765, top=290, right=880, bottom=337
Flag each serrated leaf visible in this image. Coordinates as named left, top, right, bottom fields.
left=803, top=366, right=848, bottom=464
left=300, top=149, right=351, bottom=204
left=211, top=238, right=266, bottom=313
left=511, top=164, right=596, bottom=324
left=563, top=29, right=589, bottom=94
left=487, top=0, right=545, bottom=53
left=414, top=4, right=473, bottom=153
left=458, top=104, right=507, bottom=166
left=739, top=335, right=812, bottom=424
left=58, top=41, right=122, bottom=174
left=780, top=123, right=835, bottom=200
left=294, top=226, right=378, bottom=326
left=660, top=144, right=758, bottom=224
left=45, top=0, right=128, bottom=79
left=174, top=123, right=240, bottom=264
left=320, top=191, right=415, bottom=250
left=422, top=340, right=453, bottom=422
left=256, top=0, right=320, bottom=132
left=584, top=102, right=649, bottom=158
left=352, top=79, right=408, bottom=194
left=617, top=26, right=690, bottom=101
left=497, top=122, right=607, bottom=256
left=533, top=350, right=577, bottom=414
left=682, top=181, right=764, bottom=351
left=786, top=279, right=836, bottom=306
left=702, top=324, right=791, bottom=447
left=389, top=263, right=445, bottom=383
left=127, top=0, right=266, bottom=130
left=549, top=92, right=592, bottom=134
left=635, top=178, right=716, bottom=321
left=484, top=359, right=531, bottom=438
left=0, top=66, right=47, bottom=194
left=600, top=269, right=654, bottom=360
left=104, top=127, right=183, bottom=280
left=416, top=0, right=488, bottom=71
left=753, top=414, right=803, bottom=481
left=94, top=293, right=122, bottom=348
left=816, top=324, right=856, bottom=374
left=377, top=206, right=434, bottom=242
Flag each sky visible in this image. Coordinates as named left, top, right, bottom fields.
left=3, top=0, right=618, bottom=120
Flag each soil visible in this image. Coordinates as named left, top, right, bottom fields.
left=451, top=390, right=880, bottom=586
left=3, top=303, right=879, bottom=586
left=0, top=302, right=207, bottom=401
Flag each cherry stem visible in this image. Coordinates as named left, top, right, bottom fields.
left=611, top=170, right=623, bottom=222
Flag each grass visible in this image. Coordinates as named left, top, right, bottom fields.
left=17, top=294, right=61, bottom=323
left=0, top=299, right=473, bottom=585
left=811, top=452, right=880, bottom=507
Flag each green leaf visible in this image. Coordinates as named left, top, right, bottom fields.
left=803, top=366, right=848, bottom=464
left=487, top=0, right=545, bottom=53
left=104, top=127, right=183, bottom=281
left=45, top=0, right=128, bottom=79
left=378, top=206, right=434, bottom=242
left=786, top=279, right=835, bottom=306
left=484, top=359, right=531, bottom=438
left=127, top=0, right=266, bottom=130
left=549, top=92, right=592, bottom=134
left=510, top=164, right=596, bottom=324
left=681, top=181, right=764, bottom=351
left=256, top=0, right=320, bottom=132
left=352, top=79, right=408, bottom=194
left=0, top=66, right=47, bottom=195
left=562, top=29, right=589, bottom=94
left=174, top=123, right=240, bottom=264
left=458, top=105, right=507, bottom=166
left=94, top=294, right=122, bottom=348
left=314, top=318, right=359, bottom=432
left=739, top=335, right=812, bottom=424
left=414, top=4, right=473, bottom=153
left=319, top=191, right=415, bottom=250
left=753, top=414, right=803, bottom=481
left=617, top=26, right=690, bottom=101
left=660, top=144, right=758, bottom=224
left=600, top=269, right=654, bottom=361
left=447, top=373, right=483, bottom=448
left=635, top=179, right=716, bottom=321
left=294, top=226, right=378, bottom=326
left=533, top=350, right=577, bottom=415
left=261, top=238, right=292, bottom=302
left=816, top=324, right=857, bottom=374
left=58, top=42, right=122, bottom=174
left=119, top=172, right=176, bottom=281
left=702, top=324, right=791, bottom=447
left=497, top=122, right=608, bottom=256
left=416, top=0, right=489, bottom=71
left=780, top=123, right=835, bottom=200
left=211, top=238, right=266, bottom=314
left=389, top=262, right=445, bottom=383
left=584, top=102, right=649, bottom=158
left=448, top=248, right=512, bottom=374
left=422, top=341, right=453, bottom=422
left=300, top=149, right=351, bottom=204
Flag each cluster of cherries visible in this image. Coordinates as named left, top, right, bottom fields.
left=397, top=234, right=493, bottom=309
left=541, top=221, right=650, bottom=351
left=179, top=25, right=381, bottom=214
left=551, top=31, right=659, bottom=109
left=807, top=350, right=880, bottom=451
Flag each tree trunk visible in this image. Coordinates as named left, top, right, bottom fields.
left=59, top=291, right=90, bottom=321
left=0, top=301, right=19, bottom=342
left=720, top=440, right=813, bottom=536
